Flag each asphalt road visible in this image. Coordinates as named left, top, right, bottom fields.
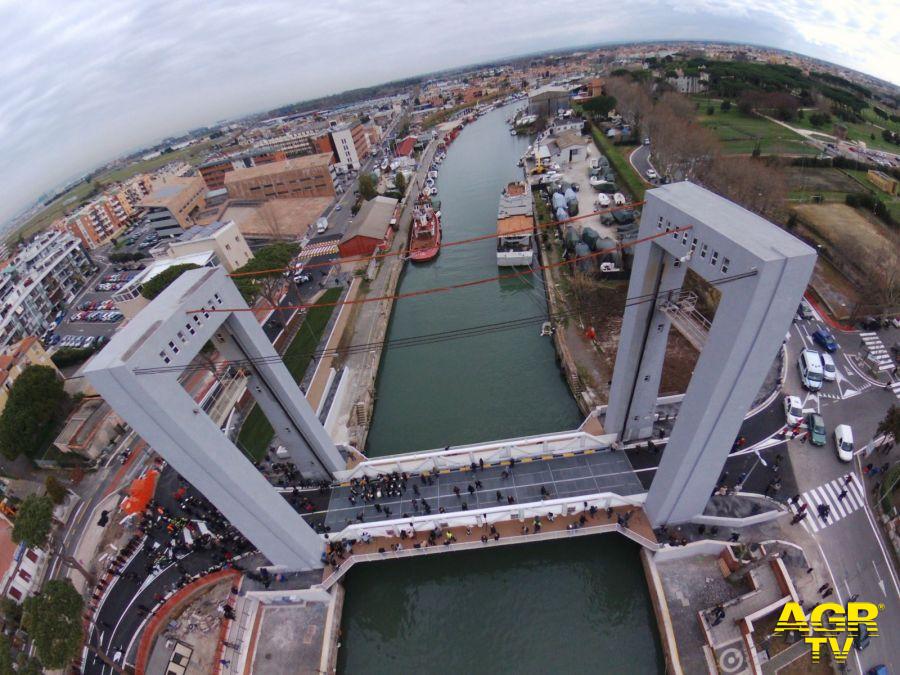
left=629, top=144, right=660, bottom=185
left=781, top=312, right=900, bottom=673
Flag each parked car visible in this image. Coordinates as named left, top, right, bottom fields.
left=798, top=349, right=824, bottom=391
left=334, top=204, right=342, bottom=211
left=807, top=413, right=826, bottom=446
left=784, top=395, right=804, bottom=426
left=858, top=316, right=882, bottom=331
left=796, top=301, right=813, bottom=320
left=596, top=193, right=611, bottom=208
left=834, top=424, right=854, bottom=462
left=820, top=352, right=836, bottom=381
left=613, top=192, right=626, bottom=206
left=645, top=168, right=658, bottom=180
left=812, top=327, right=838, bottom=352
left=854, top=623, right=870, bottom=651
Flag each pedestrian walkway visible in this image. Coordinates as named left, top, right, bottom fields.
left=323, top=448, right=643, bottom=531
left=787, top=476, right=866, bottom=534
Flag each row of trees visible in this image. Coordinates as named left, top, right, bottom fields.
left=604, top=77, right=788, bottom=222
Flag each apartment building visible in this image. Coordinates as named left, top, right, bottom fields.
left=139, top=176, right=207, bottom=237
left=328, top=121, right=369, bottom=170
left=198, top=149, right=287, bottom=190
left=0, top=231, right=94, bottom=347
left=253, top=130, right=321, bottom=159
left=56, top=175, right=152, bottom=250
left=0, top=336, right=59, bottom=414
left=223, top=154, right=337, bottom=200
left=149, top=219, right=253, bottom=272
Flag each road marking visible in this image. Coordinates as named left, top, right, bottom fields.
left=872, top=560, right=886, bottom=597
left=789, top=477, right=864, bottom=534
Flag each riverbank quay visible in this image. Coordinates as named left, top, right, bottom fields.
left=319, top=139, right=440, bottom=453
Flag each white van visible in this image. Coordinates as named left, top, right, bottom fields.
left=316, top=217, right=328, bottom=234
left=798, top=349, right=824, bottom=391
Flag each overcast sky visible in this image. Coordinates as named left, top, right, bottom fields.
left=1, top=0, right=897, bottom=229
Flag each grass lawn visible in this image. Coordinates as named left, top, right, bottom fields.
left=788, top=113, right=899, bottom=153
left=11, top=140, right=217, bottom=245
left=843, top=169, right=900, bottom=220
left=697, top=108, right=816, bottom=156
left=236, top=287, right=342, bottom=461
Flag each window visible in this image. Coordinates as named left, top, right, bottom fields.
left=691, top=237, right=698, bottom=253
left=721, top=258, right=730, bottom=273
left=25, top=549, right=38, bottom=563
left=657, top=216, right=663, bottom=229
left=186, top=323, right=195, bottom=336
left=159, top=351, right=170, bottom=364
left=176, top=331, right=186, bottom=343
left=18, top=569, right=31, bottom=582
left=168, top=340, right=179, bottom=354
left=700, top=243, right=708, bottom=258
left=711, top=251, right=718, bottom=266
left=681, top=232, right=689, bottom=245
left=8, top=587, right=21, bottom=601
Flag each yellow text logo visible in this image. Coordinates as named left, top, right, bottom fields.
left=774, top=601, right=879, bottom=663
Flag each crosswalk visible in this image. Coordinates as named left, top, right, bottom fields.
left=788, top=476, right=867, bottom=534
left=298, top=241, right=339, bottom=260
left=890, top=380, right=900, bottom=402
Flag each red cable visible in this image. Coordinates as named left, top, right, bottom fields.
left=190, top=225, right=692, bottom=314
left=227, top=200, right=646, bottom=277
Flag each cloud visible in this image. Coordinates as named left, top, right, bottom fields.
left=0, top=0, right=896, bottom=228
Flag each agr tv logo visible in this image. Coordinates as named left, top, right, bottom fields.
left=774, top=601, right=880, bottom=663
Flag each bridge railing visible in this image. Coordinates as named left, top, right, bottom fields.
left=320, top=517, right=658, bottom=590
left=328, top=491, right=647, bottom=542
left=334, top=430, right=617, bottom=481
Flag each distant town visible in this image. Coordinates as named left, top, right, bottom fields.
left=0, top=37, right=897, bottom=675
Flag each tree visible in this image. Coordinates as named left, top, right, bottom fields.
left=358, top=173, right=377, bottom=200
left=232, top=243, right=298, bottom=322
left=394, top=171, right=407, bottom=195
left=140, top=263, right=200, bottom=300
left=45, top=476, right=68, bottom=505
left=0, top=366, right=69, bottom=460
left=877, top=405, right=900, bottom=442
left=0, top=635, right=15, bottom=674
left=21, top=579, right=84, bottom=669
left=11, top=494, right=94, bottom=584
left=12, top=495, right=54, bottom=549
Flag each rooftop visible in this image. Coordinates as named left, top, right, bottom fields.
left=342, top=196, right=398, bottom=242
left=648, top=182, right=816, bottom=262
left=178, top=220, right=234, bottom=243
left=223, top=154, right=333, bottom=184
left=140, top=177, right=204, bottom=208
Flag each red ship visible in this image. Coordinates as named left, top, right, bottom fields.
left=408, top=194, right=441, bottom=262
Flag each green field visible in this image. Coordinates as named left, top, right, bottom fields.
left=236, top=287, right=342, bottom=461
left=11, top=139, right=217, bottom=245
left=697, top=107, right=816, bottom=156
left=843, top=169, right=900, bottom=221
left=787, top=112, right=899, bottom=153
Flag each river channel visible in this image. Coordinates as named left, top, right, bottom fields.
left=338, top=105, right=663, bottom=674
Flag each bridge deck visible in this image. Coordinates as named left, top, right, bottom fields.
left=321, top=505, right=657, bottom=587
left=323, top=449, right=643, bottom=531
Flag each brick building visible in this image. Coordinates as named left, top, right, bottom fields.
left=223, top=155, right=337, bottom=201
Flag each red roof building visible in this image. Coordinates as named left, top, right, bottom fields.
left=394, top=136, right=417, bottom=158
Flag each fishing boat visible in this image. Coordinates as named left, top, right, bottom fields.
left=496, top=182, right=534, bottom=267
left=408, top=193, right=441, bottom=262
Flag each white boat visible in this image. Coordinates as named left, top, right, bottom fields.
left=496, top=182, right=534, bottom=267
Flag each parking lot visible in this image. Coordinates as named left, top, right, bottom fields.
left=49, top=267, right=142, bottom=349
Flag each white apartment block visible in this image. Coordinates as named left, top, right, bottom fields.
left=0, top=231, right=95, bottom=347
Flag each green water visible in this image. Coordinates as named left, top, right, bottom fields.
left=339, top=105, right=663, bottom=674
left=365, top=104, right=581, bottom=456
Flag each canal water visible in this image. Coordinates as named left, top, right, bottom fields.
left=365, top=104, right=580, bottom=456
left=339, top=105, right=663, bottom=674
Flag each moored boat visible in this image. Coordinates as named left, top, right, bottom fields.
left=408, top=193, right=442, bottom=262
left=496, top=181, right=534, bottom=267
